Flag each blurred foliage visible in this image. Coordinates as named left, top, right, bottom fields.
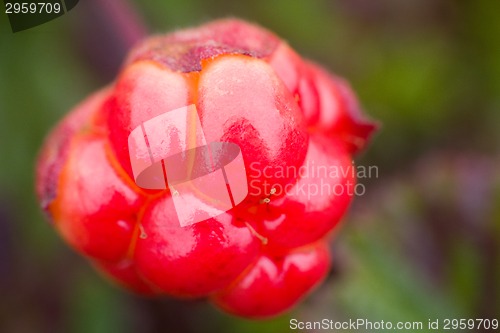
left=0, top=0, right=499, bottom=332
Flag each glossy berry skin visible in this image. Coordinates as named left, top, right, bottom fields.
left=36, top=19, right=377, bottom=318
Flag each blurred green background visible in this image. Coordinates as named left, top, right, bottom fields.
left=0, top=0, right=499, bottom=332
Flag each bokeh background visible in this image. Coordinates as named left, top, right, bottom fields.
left=0, top=0, right=499, bottom=332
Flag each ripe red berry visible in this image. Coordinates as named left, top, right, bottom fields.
left=36, top=19, right=377, bottom=318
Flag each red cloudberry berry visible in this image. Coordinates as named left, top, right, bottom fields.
left=36, top=19, right=377, bottom=318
